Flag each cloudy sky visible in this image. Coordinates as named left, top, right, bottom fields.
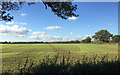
left=0, top=2, right=118, bottom=42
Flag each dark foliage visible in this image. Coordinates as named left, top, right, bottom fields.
left=111, top=35, right=120, bottom=43
left=81, top=37, right=91, bottom=43
left=42, top=2, right=78, bottom=19
left=2, top=54, right=120, bottom=74
left=0, top=0, right=78, bottom=21
left=1, top=2, right=25, bottom=21
left=92, top=30, right=113, bottom=43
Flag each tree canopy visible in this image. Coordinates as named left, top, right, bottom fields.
left=81, top=37, right=91, bottom=43
left=92, top=30, right=113, bottom=43
left=0, top=1, right=79, bottom=21
left=111, top=35, right=120, bottom=43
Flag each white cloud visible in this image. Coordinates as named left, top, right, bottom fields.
left=0, top=25, right=31, bottom=37
left=6, top=21, right=27, bottom=25
left=83, top=35, right=92, bottom=39
left=30, top=33, right=82, bottom=42
left=62, top=36, right=82, bottom=41
left=70, top=32, right=75, bottom=35
left=86, top=25, right=91, bottom=28
left=29, top=34, right=62, bottom=41
left=19, top=22, right=27, bottom=25
left=32, top=32, right=46, bottom=35
left=108, top=24, right=113, bottom=26
left=44, top=26, right=63, bottom=30
left=21, top=13, right=27, bottom=16
left=6, top=21, right=14, bottom=25
left=30, top=31, right=82, bottom=42
left=68, top=16, right=78, bottom=20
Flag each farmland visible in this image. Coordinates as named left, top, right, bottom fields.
left=1, top=44, right=118, bottom=73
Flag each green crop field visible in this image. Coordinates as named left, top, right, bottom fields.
left=1, top=44, right=118, bottom=73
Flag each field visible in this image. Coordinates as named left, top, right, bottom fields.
left=1, top=44, right=118, bottom=73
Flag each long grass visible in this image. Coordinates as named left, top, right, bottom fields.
left=2, top=52, right=120, bottom=74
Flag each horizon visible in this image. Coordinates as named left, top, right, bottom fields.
left=0, top=2, right=118, bottom=42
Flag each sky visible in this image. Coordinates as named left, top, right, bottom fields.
left=0, top=2, right=118, bottom=42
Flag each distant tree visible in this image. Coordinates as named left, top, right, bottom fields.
left=40, top=41, right=44, bottom=43
left=8, top=41, right=11, bottom=44
left=71, top=40, right=74, bottom=43
left=92, top=30, right=113, bottom=43
left=4, top=41, right=8, bottom=44
left=111, top=35, right=120, bottom=43
left=75, top=40, right=80, bottom=43
left=1, top=0, right=78, bottom=21
left=70, top=40, right=80, bottom=43
left=81, top=39, right=85, bottom=43
left=81, top=37, right=91, bottom=43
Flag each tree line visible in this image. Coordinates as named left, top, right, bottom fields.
left=0, top=30, right=120, bottom=44
left=0, top=41, right=79, bottom=44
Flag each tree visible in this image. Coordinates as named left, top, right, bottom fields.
left=0, top=0, right=79, bottom=21
left=75, top=40, right=80, bottom=43
left=81, top=37, right=91, bottom=43
left=92, top=30, right=113, bottom=43
left=111, top=35, right=120, bottom=43
left=70, top=40, right=80, bottom=43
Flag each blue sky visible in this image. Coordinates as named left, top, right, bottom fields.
left=0, top=2, right=118, bottom=42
